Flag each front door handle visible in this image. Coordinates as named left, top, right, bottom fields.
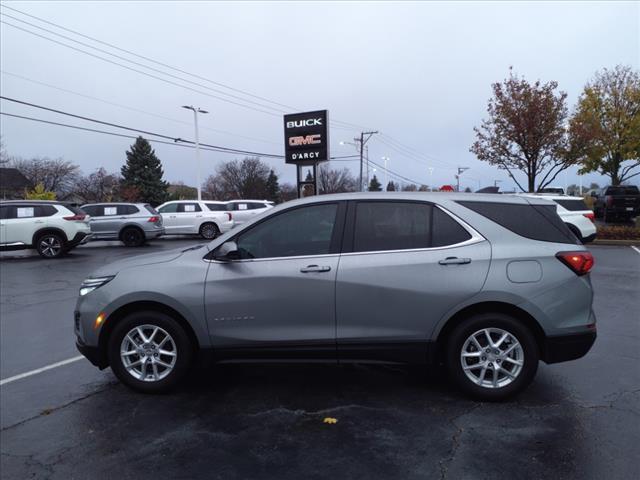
left=300, top=265, right=332, bottom=273
left=438, top=257, right=471, bottom=265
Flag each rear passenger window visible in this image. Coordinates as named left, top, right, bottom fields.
left=353, top=202, right=431, bottom=252
left=118, top=205, right=139, bottom=215
left=177, top=203, right=201, bottom=213
left=457, top=201, right=578, bottom=244
left=34, top=205, right=57, bottom=217
left=158, top=203, right=178, bottom=213
left=432, top=208, right=472, bottom=247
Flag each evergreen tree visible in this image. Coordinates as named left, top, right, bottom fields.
left=120, top=137, right=168, bottom=205
left=368, top=175, right=382, bottom=191
left=266, top=169, right=280, bottom=202
left=386, top=181, right=396, bottom=191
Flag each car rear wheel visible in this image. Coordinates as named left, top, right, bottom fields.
left=446, top=313, right=539, bottom=401
left=199, top=222, right=219, bottom=240
left=108, top=311, right=193, bottom=393
left=36, top=233, right=66, bottom=258
left=121, top=227, right=145, bottom=247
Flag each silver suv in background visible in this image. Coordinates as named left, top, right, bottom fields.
left=81, top=203, right=164, bottom=247
left=75, top=193, right=596, bottom=400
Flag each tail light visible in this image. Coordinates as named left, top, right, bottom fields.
left=64, top=214, right=86, bottom=221
left=226, top=213, right=233, bottom=221
left=147, top=216, right=160, bottom=223
left=583, top=212, right=595, bottom=222
left=556, top=251, right=594, bottom=276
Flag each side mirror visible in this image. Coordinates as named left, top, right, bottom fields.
left=214, top=241, right=240, bottom=261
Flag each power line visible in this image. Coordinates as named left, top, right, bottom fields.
left=0, top=95, right=285, bottom=158
left=367, top=158, right=423, bottom=185
left=0, top=69, right=281, bottom=146
left=0, top=5, right=370, bottom=132
left=0, top=111, right=361, bottom=163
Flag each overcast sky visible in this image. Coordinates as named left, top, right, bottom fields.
left=1, top=1, right=638, bottom=191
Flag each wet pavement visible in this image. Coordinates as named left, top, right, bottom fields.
left=1, top=240, right=639, bottom=479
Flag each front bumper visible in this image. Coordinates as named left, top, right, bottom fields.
left=76, top=337, right=107, bottom=369
left=542, top=330, right=596, bottom=364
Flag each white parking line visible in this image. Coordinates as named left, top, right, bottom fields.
left=632, top=246, right=640, bottom=255
left=0, top=355, right=84, bottom=386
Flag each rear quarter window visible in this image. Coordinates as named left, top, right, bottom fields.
left=555, top=199, right=589, bottom=211
left=457, top=201, right=578, bottom=244
left=432, top=208, right=472, bottom=247
left=118, top=205, right=139, bottom=215
left=144, top=204, right=159, bottom=215
left=205, top=203, right=227, bottom=211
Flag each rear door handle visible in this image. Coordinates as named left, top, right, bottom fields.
left=34, top=220, right=44, bottom=224
left=438, top=257, right=471, bottom=265
left=300, top=265, right=332, bottom=273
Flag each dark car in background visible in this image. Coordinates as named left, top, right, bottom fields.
left=591, top=185, right=640, bottom=222
left=81, top=203, right=164, bottom=247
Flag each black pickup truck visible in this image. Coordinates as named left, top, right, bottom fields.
left=591, top=185, right=640, bottom=222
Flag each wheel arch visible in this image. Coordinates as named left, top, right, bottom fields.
left=32, top=227, right=68, bottom=246
left=118, top=224, right=145, bottom=241
left=434, top=301, right=546, bottom=363
left=97, top=300, right=201, bottom=368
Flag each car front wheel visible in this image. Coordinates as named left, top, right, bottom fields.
left=108, top=311, right=193, bottom=393
left=446, top=313, right=539, bottom=401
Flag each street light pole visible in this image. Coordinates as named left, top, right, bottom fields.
left=182, top=105, right=209, bottom=201
left=381, top=156, right=390, bottom=189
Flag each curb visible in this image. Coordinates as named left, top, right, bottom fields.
left=591, top=239, right=640, bottom=246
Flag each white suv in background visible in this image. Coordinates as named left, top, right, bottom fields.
left=0, top=200, right=92, bottom=258
left=517, top=194, right=596, bottom=243
left=156, top=200, right=234, bottom=239
left=225, top=200, right=274, bottom=225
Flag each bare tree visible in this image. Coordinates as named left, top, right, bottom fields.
left=0, top=136, right=9, bottom=165
left=11, top=157, right=80, bottom=199
left=278, top=182, right=297, bottom=203
left=471, top=68, right=574, bottom=192
left=202, top=157, right=272, bottom=200
left=74, top=168, right=120, bottom=203
left=318, top=166, right=357, bottom=194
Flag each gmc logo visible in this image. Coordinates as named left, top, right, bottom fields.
left=286, top=118, right=323, bottom=128
left=288, top=134, right=321, bottom=146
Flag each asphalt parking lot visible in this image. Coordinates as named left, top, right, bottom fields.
left=1, top=240, right=639, bottom=479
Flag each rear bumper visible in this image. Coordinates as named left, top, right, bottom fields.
left=68, top=232, right=93, bottom=248
left=542, top=331, right=596, bottom=364
left=144, top=227, right=165, bottom=239
left=582, top=232, right=597, bottom=243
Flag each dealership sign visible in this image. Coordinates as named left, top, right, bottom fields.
left=283, top=110, right=329, bottom=164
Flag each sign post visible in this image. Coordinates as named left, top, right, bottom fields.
left=283, top=110, right=329, bottom=198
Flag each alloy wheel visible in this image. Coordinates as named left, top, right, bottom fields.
left=39, top=236, right=62, bottom=257
left=460, top=328, right=524, bottom=389
left=120, top=324, right=178, bottom=382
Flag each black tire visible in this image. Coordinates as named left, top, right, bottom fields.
left=108, top=311, right=193, bottom=393
left=199, top=222, right=220, bottom=240
left=120, top=227, right=145, bottom=247
left=35, top=232, right=66, bottom=259
left=446, top=313, right=539, bottom=401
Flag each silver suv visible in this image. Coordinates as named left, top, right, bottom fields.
left=81, top=203, right=164, bottom=247
left=75, top=193, right=596, bottom=400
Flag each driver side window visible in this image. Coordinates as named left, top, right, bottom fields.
left=236, top=203, right=338, bottom=259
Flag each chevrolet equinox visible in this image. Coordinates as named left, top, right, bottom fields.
left=75, top=193, right=596, bottom=400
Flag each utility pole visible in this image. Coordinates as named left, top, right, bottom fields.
left=358, top=131, right=378, bottom=192
left=182, top=105, right=209, bottom=201
left=456, top=167, right=469, bottom=192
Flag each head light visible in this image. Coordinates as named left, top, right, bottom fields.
left=79, top=276, right=115, bottom=296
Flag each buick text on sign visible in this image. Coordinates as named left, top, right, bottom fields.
left=283, top=110, right=329, bottom=165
